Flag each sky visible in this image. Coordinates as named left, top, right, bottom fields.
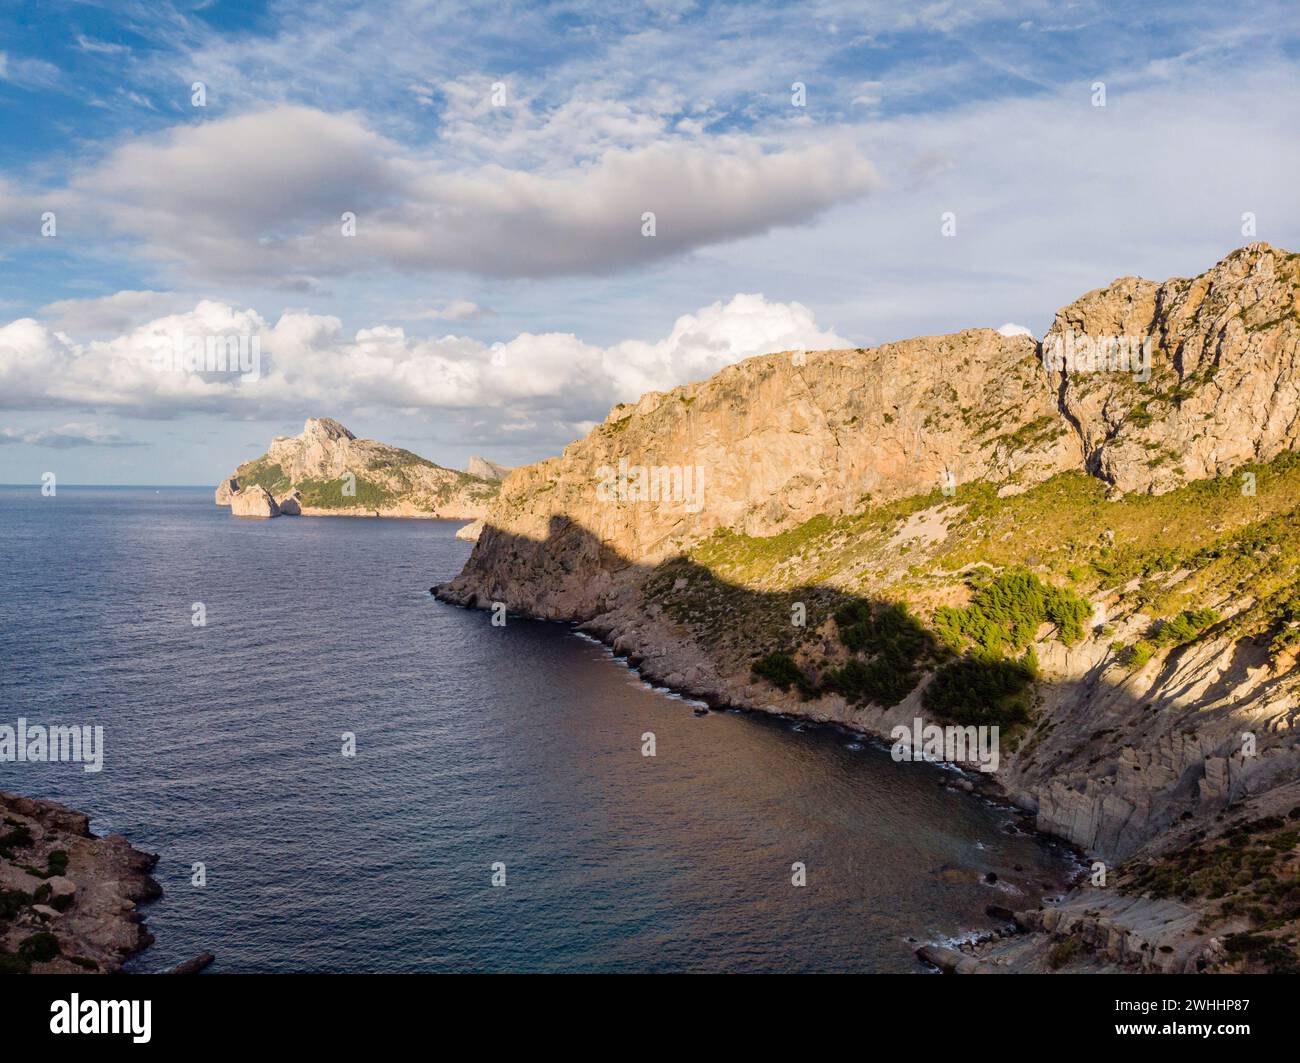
left=0, top=0, right=1297, bottom=485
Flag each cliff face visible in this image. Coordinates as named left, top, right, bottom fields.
left=1046, top=243, right=1300, bottom=495
left=439, top=243, right=1300, bottom=972
left=217, top=418, right=501, bottom=519
left=445, top=329, right=1080, bottom=617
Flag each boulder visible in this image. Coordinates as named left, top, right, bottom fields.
left=277, top=490, right=302, bottom=516
left=229, top=485, right=281, bottom=518
left=168, top=952, right=215, bottom=975
left=47, top=876, right=76, bottom=899
left=214, top=477, right=239, bottom=505
left=455, top=518, right=484, bottom=542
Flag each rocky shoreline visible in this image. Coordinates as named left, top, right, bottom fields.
left=1, top=791, right=161, bottom=974
left=434, top=588, right=1117, bottom=971
left=433, top=244, right=1300, bottom=974
left=435, top=535, right=1293, bottom=974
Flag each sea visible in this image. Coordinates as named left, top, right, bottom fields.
left=0, top=485, right=1076, bottom=972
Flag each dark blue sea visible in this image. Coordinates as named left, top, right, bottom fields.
left=0, top=486, right=1075, bottom=972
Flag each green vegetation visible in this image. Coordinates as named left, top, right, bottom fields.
left=653, top=444, right=1300, bottom=741
left=1150, top=608, right=1221, bottom=646
left=1047, top=935, right=1087, bottom=970
left=933, top=568, right=1092, bottom=655
left=822, top=601, right=933, bottom=707
left=295, top=475, right=398, bottom=510
left=1122, top=811, right=1300, bottom=973
left=0, top=818, right=33, bottom=858
left=0, top=950, right=30, bottom=974
left=232, top=457, right=291, bottom=495
left=1117, top=608, right=1222, bottom=669
left=748, top=600, right=934, bottom=708
left=0, top=887, right=32, bottom=920
left=823, top=654, right=919, bottom=708
left=750, top=650, right=814, bottom=697
left=922, top=653, right=1038, bottom=728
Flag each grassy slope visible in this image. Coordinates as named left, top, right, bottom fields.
left=672, top=449, right=1300, bottom=667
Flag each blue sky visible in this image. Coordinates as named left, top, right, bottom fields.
left=1, top=0, right=1298, bottom=484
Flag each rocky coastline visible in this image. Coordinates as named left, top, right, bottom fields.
left=435, top=243, right=1300, bottom=974
left=1, top=790, right=161, bottom=974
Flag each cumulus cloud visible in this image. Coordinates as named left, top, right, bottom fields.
left=996, top=322, right=1034, bottom=338
left=39, top=105, right=875, bottom=283
left=0, top=422, right=139, bottom=448
left=0, top=293, right=849, bottom=425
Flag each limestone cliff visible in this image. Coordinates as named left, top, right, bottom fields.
left=217, top=418, right=501, bottom=520
left=1045, top=243, right=1300, bottom=495
left=439, top=243, right=1300, bottom=973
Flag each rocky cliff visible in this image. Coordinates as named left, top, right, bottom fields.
left=217, top=417, right=502, bottom=519
left=438, top=243, right=1300, bottom=973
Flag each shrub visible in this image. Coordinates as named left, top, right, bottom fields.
left=0, top=887, right=33, bottom=920
left=1119, top=640, right=1156, bottom=669
left=18, top=932, right=60, bottom=963
left=1047, top=936, right=1085, bottom=970
left=833, top=601, right=931, bottom=661
left=823, top=656, right=920, bottom=708
left=1151, top=608, right=1221, bottom=646
left=0, top=821, right=33, bottom=857
left=751, top=651, right=814, bottom=697
left=922, top=653, right=1036, bottom=728
left=0, top=950, right=31, bottom=974
left=933, top=568, right=1092, bottom=654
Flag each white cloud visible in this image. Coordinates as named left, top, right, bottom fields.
left=0, top=293, right=849, bottom=423
left=996, top=322, right=1034, bottom=338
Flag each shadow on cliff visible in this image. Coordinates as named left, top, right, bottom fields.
left=431, top=514, right=1286, bottom=864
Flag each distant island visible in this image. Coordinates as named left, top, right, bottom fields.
left=216, top=417, right=509, bottom=526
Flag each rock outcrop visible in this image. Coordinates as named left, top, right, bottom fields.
left=467, top=456, right=511, bottom=481
left=1046, top=243, right=1300, bottom=495
left=444, top=243, right=1299, bottom=617
left=455, top=518, right=485, bottom=542
left=440, top=328, right=1083, bottom=618
left=214, top=477, right=239, bottom=505
left=438, top=243, right=1300, bottom=972
left=1, top=791, right=162, bottom=973
left=229, top=484, right=280, bottom=518
left=216, top=418, right=504, bottom=520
